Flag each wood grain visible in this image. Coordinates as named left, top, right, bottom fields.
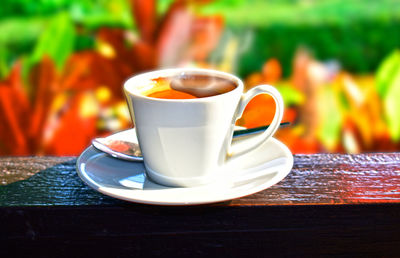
left=1, top=153, right=399, bottom=206
left=1, top=153, right=400, bottom=256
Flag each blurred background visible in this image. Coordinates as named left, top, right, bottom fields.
left=1, top=0, right=400, bottom=156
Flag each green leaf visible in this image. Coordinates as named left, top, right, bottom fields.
left=0, top=17, right=46, bottom=50
left=30, top=12, right=76, bottom=70
left=0, top=47, right=10, bottom=79
left=276, top=84, right=304, bottom=106
left=383, top=66, right=400, bottom=141
left=317, top=85, right=342, bottom=151
left=376, top=49, right=400, bottom=97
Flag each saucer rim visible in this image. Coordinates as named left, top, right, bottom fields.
left=76, top=137, right=293, bottom=206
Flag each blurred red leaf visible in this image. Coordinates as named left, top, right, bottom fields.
left=61, top=52, right=93, bottom=90
left=0, top=86, right=29, bottom=155
left=0, top=62, right=30, bottom=155
left=42, top=92, right=97, bottom=155
left=262, top=58, right=282, bottom=83
left=131, top=0, right=156, bottom=43
left=28, top=56, right=58, bottom=150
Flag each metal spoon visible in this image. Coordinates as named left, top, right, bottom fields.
left=92, top=122, right=289, bottom=162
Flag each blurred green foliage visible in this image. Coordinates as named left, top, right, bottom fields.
left=275, top=84, right=304, bottom=107
left=0, top=0, right=133, bottom=28
left=1, top=0, right=400, bottom=79
left=377, top=50, right=400, bottom=141
left=0, top=0, right=133, bottom=78
left=203, top=0, right=400, bottom=77
left=376, top=50, right=400, bottom=98
left=317, top=84, right=342, bottom=151
left=29, top=12, right=76, bottom=70
left=202, top=0, right=400, bottom=26
left=238, top=21, right=400, bottom=77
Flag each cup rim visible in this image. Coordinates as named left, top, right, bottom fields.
left=123, top=68, right=244, bottom=102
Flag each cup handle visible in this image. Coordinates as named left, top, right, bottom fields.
left=228, top=85, right=284, bottom=159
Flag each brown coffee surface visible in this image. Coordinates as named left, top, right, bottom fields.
left=145, top=74, right=237, bottom=99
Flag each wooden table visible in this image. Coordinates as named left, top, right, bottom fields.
left=1, top=153, right=400, bottom=256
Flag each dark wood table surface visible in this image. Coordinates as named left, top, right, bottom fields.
left=1, top=153, right=400, bottom=257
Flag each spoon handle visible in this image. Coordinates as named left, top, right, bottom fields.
left=233, top=122, right=290, bottom=138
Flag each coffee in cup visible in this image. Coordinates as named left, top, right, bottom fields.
left=141, top=74, right=237, bottom=99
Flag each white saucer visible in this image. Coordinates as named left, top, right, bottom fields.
left=76, top=130, right=293, bottom=205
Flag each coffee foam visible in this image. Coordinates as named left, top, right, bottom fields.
left=140, top=73, right=237, bottom=99
left=170, top=74, right=237, bottom=98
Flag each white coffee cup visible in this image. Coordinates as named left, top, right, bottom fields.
left=124, top=68, right=284, bottom=187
